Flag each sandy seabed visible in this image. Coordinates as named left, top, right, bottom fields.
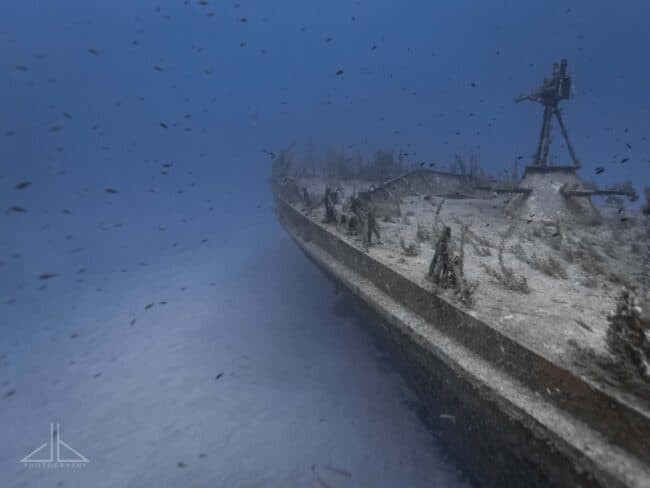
left=0, top=229, right=470, bottom=488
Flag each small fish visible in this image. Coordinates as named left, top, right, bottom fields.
left=335, top=69, right=344, bottom=76
left=87, top=48, right=99, bottom=56
left=63, top=112, right=72, bottom=119
left=14, top=65, right=28, bottom=71
left=240, top=17, right=247, bottom=22
left=49, top=125, right=62, bottom=132
left=15, top=181, right=32, bottom=190
left=159, top=122, right=168, bottom=128
left=144, top=303, right=154, bottom=310
left=215, top=372, right=224, bottom=380
left=38, top=273, right=57, bottom=280
left=620, top=157, right=629, bottom=163
left=595, top=167, right=605, bottom=174
left=177, top=462, right=187, bottom=468
left=130, top=319, right=136, bottom=326
left=104, top=188, right=119, bottom=194
left=3, top=389, right=16, bottom=399
left=323, top=465, right=352, bottom=478
left=7, top=206, right=26, bottom=214
left=470, top=82, right=476, bottom=87
left=625, top=143, right=632, bottom=149
left=152, top=65, right=164, bottom=71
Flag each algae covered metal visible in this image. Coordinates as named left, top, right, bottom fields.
left=271, top=60, right=650, bottom=487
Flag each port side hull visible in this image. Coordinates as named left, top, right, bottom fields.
left=273, top=194, right=650, bottom=488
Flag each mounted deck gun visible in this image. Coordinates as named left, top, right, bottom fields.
left=516, top=59, right=580, bottom=168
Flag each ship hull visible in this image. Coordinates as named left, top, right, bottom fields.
left=273, top=192, right=650, bottom=488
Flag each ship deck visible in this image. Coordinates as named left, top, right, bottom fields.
left=298, top=178, right=648, bottom=398
left=272, top=176, right=650, bottom=487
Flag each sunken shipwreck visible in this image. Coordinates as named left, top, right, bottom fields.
left=271, top=60, right=650, bottom=487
